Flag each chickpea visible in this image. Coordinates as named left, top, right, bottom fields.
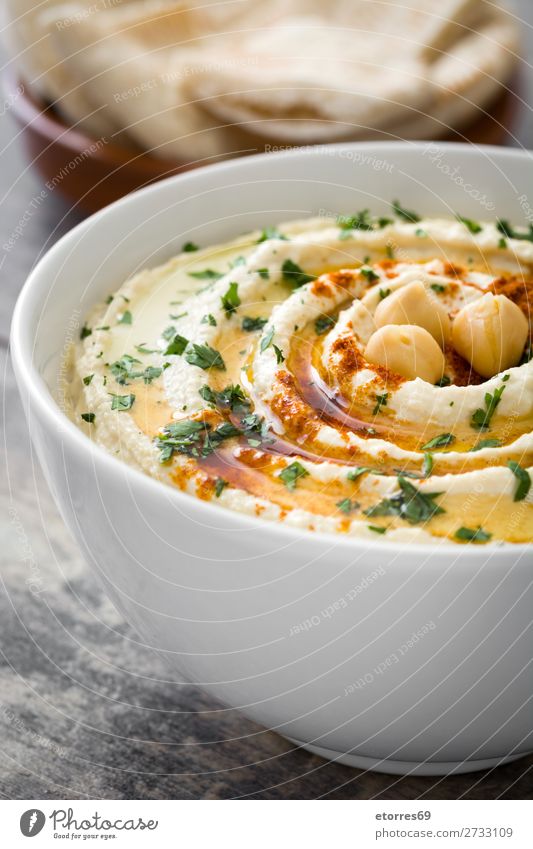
left=365, top=324, right=446, bottom=383
left=452, top=293, right=528, bottom=378
left=374, top=280, right=451, bottom=347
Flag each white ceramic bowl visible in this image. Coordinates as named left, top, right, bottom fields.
left=11, top=142, right=533, bottom=776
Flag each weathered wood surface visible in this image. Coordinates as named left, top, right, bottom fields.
left=1, top=36, right=533, bottom=799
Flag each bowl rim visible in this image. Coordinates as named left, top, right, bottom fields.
left=10, top=140, right=533, bottom=559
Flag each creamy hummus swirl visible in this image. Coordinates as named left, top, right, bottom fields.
left=73, top=213, right=533, bottom=544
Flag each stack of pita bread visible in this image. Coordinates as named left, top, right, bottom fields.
left=3, top=0, right=518, bottom=161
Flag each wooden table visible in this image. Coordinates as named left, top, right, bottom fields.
left=2, top=23, right=533, bottom=798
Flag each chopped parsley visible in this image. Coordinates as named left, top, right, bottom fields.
left=422, top=453, right=434, bottom=478
left=81, top=412, right=95, bottom=423
left=415, top=228, right=428, bottom=238
left=257, top=227, right=288, bottom=243
left=201, top=313, right=217, bottom=327
left=507, top=461, right=531, bottom=502
left=257, top=268, right=270, bottom=279
left=469, top=438, right=502, bottom=452
left=80, top=324, right=92, bottom=340
left=260, top=326, right=275, bottom=352
left=368, top=524, right=387, bottom=534
left=456, top=215, right=482, bottom=234
left=378, top=288, right=391, bottom=300
left=240, top=413, right=272, bottom=446
left=83, top=374, right=94, bottom=386
left=200, top=383, right=249, bottom=413
left=422, top=433, right=455, bottom=450
left=188, top=268, right=223, bottom=280
left=347, top=466, right=384, bottom=480
left=455, top=526, right=492, bottom=543
left=162, top=324, right=177, bottom=341
left=385, top=244, right=395, bottom=259
left=436, top=375, right=451, bottom=387
left=117, top=310, right=132, bottom=325
left=281, top=259, right=314, bottom=288
left=315, top=314, right=335, bottom=335
left=337, top=498, right=360, bottom=515
left=470, top=382, right=507, bottom=431
left=182, top=241, right=199, bottom=252
left=110, top=355, right=163, bottom=387
left=156, top=419, right=239, bottom=462
left=279, top=461, right=309, bottom=491
left=337, top=210, right=374, bottom=232
left=135, top=343, right=158, bottom=355
left=372, top=392, right=388, bottom=415
left=430, top=283, right=446, bottom=294
left=360, top=266, right=379, bottom=282
left=392, top=199, right=420, bottom=223
left=273, top=344, right=285, bottom=364
left=110, top=393, right=135, bottom=411
left=496, top=219, right=533, bottom=243
left=242, top=315, right=268, bottom=332
left=164, top=333, right=189, bottom=356
left=214, top=478, right=228, bottom=497
left=498, top=237, right=507, bottom=249
left=221, top=282, right=241, bottom=317
left=185, top=343, right=225, bottom=371
left=364, top=476, right=444, bottom=525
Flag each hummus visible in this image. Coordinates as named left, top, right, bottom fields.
left=72, top=209, right=533, bottom=544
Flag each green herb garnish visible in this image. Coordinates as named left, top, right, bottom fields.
left=315, top=315, right=335, bottom=335
left=83, top=374, right=94, bottom=386
left=469, top=438, right=502, bottom=452
left=392, top=199, right=420, bottom=223
left=110, top=393, right=135, bottom=411
left=260, top=327, right=275, bottom=352
left=215, top=478, right=228, bottom=497
left=81, top=412, right=95, bottom=423
left=360, top=266, right=379, bottom=282
left=470, top=383, right=506, bottom=431
left=455, top=526, right=492, bottom=543
left=273, top=344, right=285, bottom=364
left=378, top=288, right=391, bottom=300
left=257, top=227, right=288, bottom=243
left=164, top=334, right=189, bottom=356
left=281, top=259, right=314, bottom=288
left=422, top=433, right=455, bottom=450
left=80, top=324, right=92, bottom=340
left=185, top=343, right=225, bottom=371
left=201, top=314, right=217, bottom=327
left=117, top=310, right=132, bottom=325
left=337, top=498, right=360, bottom=515
left=372, top=393, right=388, bottom=415
left=242, top=316, right=268, bottom=332
left=279, top=461, right=310, bottom=491
left=364, top=476, right=444, bottom=525
left=507, top=461, right=531, bottom=502
left=337, top=210, right=374, bottom=232
left=221, top=282, right=241, bottom=317
left=188, top=268, right=223, bottom=280
left=182, top=241, right=199, bottom=252
left=430, top=283, right=446, bottom=294
left=368, top=525, right=387, bottom=534
left=496, top=219, right=533, bottom=243
left=422, top=453, right=434, bottom=478
left=456, top=215, right=482, bottom=234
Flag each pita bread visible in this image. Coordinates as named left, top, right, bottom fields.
left=185, top=0, right=518, bottom=143
left=4, top=0, right=519, bottom=155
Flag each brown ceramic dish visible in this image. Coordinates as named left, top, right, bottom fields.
left=4, top=67, right=520, bottom=215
